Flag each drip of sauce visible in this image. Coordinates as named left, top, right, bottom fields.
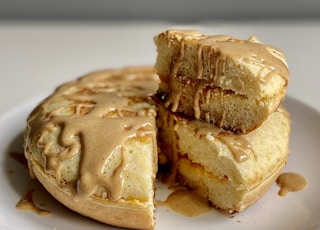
left=164, top=30, right=204, bottom=112
left=192, top=119, right=251, bottom=163
left=25, top=68, right=158, bottom=202
left=10, top=151, right=52, bottom=216
left=218, top=135, right=250, bottom=163
left=157, top=189, right=210, bottom=217
left=160, top=108, right=180, bottom=186
left=276, top=172, right=307, bottom=196
left=16, top=189, right=51, bottom=216
left=193, top=82, right=214, bottom=120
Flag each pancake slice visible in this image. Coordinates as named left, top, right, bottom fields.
left=154, top=29, right=289, bottom=133
left=24, top=66, right=159, bottom=229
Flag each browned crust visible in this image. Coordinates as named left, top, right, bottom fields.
left=30, top=155, right=155, bottom=230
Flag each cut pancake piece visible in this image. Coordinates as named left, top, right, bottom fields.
left=154, top=29, right=289, bottom=133
left=24, top=66, right=159, bottom=229
left=156, top=101, right=290, bottom=213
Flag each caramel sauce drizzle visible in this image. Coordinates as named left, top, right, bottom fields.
left=164, top=30, right=203, bottom=112
left=192, top=120, right=251, bottom=163
left=25, top=69, right=158, bottom=201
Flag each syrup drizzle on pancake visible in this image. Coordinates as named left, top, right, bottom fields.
left=25, top=67, right=158, bottom=201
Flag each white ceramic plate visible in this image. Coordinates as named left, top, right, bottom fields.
left=0, top=95, right=319, bottom=230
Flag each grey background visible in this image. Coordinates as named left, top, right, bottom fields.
left=1, top=0, right=319, bottom=22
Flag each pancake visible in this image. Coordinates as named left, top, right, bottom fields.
left=24, top=66, right=159, bottom=229
left=156, top=100, right=290, bottom=213
left=154, top=29, right=289, bottom=133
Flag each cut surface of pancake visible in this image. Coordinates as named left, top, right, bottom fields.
left=24, top=66, right=159, bottom=229
left=156, top=101, right=290, bottom=213
left=154, top=29, right=289, bottom=133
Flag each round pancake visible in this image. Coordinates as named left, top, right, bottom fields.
left=24, top=66, right=159, bottom=229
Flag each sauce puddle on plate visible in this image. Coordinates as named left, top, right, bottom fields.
left=16, top=189, right=52, bottom=216
left=276, top=172, right=307, bottom=196
left=157, top=189, right=211, bottom=217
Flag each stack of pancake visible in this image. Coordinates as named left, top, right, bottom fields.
left=154, top=29, right=290, bottom=213
left=24, top=29, right=291, bottom=230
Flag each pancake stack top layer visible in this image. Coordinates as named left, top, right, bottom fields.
left=154, top=29, right=289, bottom=133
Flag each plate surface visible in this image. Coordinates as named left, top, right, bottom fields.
left=0, top=95, right=319, bottom=230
